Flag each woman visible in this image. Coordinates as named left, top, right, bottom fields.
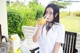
left=33, top=3, right=65, bottom=53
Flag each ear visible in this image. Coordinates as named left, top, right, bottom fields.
left=55, top=13, right=58, bottom=17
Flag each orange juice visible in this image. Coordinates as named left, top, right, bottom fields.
left=40, top=18, right=47, bottom=25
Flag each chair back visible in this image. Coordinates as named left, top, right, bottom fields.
left=63, top=31, right=77, bottom=53
left=0, top=24, right=2, bottom=42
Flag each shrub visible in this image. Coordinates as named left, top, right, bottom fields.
left=7, top=10, right=23, bottom=38
left=60, top=11, right=69, bottom=18
left=28, top=3, right=44, bottom=20
left=7, top=3, right=44, bottom=39
left=72, top=11, right=80, bottom=17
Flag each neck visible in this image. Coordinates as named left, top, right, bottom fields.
left=50, top=23, right=53, bottom=27
left=46, top=22, right=53, bottom=31
left=46, top=22, right=53, bottom=27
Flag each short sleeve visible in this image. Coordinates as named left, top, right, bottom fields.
left=56, top=24, right=65, bottom=44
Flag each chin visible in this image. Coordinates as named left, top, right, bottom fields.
left=47, top=21, right=51, bottom=22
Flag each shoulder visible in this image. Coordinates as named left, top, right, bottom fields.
left=52, top=22, right=65, bottom=31
left=55, top=22, right=64, bottom=28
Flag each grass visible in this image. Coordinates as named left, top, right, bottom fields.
left=60, top=15, right=80, bottom=33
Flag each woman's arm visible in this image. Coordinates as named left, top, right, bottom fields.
left=52, top=42, right=61, bottom=53
left=33, top=19, right=43, bottom=43
left=33, top=27, right=42, bottom=43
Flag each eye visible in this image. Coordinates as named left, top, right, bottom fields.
left=50, top=12, right=53, bottom=14
left=45, top=12, right=48, bottom=15
left=45, top=12, right=48, bottom=14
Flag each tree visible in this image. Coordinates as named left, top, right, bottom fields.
left=50, top=1, right=71, bottom=8
left=28, top=0, right=44, bottom=20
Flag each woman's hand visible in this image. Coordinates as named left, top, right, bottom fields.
left=33, top=18, right=44, bottom=43
left=37, top=18, right=44, bottom=29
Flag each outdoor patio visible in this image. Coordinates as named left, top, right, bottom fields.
left=22, top=26, right=80, bottom=53
left=0, top=0, right=80, bottom=53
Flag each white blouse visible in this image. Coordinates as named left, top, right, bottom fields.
left=35, top=23, right=65, bottom=53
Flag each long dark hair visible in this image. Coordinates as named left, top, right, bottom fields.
left=43, top=3, right=59, bottom=24
left=43, top=3, right=59, bottom=31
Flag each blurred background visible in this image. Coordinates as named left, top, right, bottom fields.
left=6, top=0, right=80, bottom=39
left=0, top=0, right=80, bottom=51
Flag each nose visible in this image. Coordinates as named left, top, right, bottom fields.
left=44, top=14, right=49, bottom=19
left=46, top=15, right=49, bottom=19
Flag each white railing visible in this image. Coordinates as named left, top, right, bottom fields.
left=22, top=26, right=39, bottom=50
left=22, top=26, right=80, bottom=49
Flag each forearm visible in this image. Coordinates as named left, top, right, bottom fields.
left=33, top=28, right=42, bottom=43
left=52, top=42, right=61, bottom=53
left=33, top=18, right=44, bottom=43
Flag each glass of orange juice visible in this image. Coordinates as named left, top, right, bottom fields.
left=40, top=16, right=47, bottom=25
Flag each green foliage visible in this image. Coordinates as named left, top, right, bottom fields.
left=7, top=2, right=44, bottom=39
left=72, top=11, right=80, bottom=17
left=60, top=16, right=80, bottom=33
left=60, top=11, right=69, bottom=18
left=8, top=10, right=23, bottom=38
left=28, top=1, right=44, bottom=20
left=50, top=1, right=71, bottom=8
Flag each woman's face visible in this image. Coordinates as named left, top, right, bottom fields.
left=45, top=7, right=54, bottom=22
